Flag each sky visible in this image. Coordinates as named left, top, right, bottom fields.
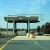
left=0, top=0, right=50, bottom=29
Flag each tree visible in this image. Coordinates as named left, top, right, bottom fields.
left=41, top=25, right=44, bottom=32
left=37, top=26, right=40, bottom=35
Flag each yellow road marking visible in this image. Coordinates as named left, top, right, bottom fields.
left=0, top=48, right=1, bottom=50
left=0, top=36, right=16, bottom=50
left=0, top=39, right=12, bottom=50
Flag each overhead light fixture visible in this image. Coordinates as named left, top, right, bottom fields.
left=19, top=18, right=23, bottom=20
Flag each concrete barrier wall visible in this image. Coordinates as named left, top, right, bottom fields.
left=17, top=31, right=26, bottom=36
left=0, top=31, right=13, bottom=35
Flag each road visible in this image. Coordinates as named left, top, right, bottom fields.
left=2, top=36, right=50, bottom=50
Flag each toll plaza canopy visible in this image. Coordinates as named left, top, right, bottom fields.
left=4, top=15, right=39, bottom=35
left=4, top=16, right=39, bottom=23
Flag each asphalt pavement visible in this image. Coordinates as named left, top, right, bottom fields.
left=2, top=36, right=50, bottom=50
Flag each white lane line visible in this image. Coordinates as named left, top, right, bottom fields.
left=34, top=41, right=49, bottom=50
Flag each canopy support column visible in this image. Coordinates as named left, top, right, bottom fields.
left=14, top=22, right=16, bottom=35
left=27, top=21, right=30, bottom=33
left=7, top=17, right=8, bottom=35
left=13, top=21, right=15, bottom=35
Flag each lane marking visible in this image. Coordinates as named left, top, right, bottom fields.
left=0, top=36, right=16, bottom=50
left=34, top=41, right=49, bottom=50
left=0, top=38, right=13, bottom=50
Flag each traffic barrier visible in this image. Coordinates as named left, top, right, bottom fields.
left=30, top=32, right=35, bottom=38
left=26, top=33, right=30, bottom=37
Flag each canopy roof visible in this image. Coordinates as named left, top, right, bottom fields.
left=4, top=16, right=39, bottom=23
